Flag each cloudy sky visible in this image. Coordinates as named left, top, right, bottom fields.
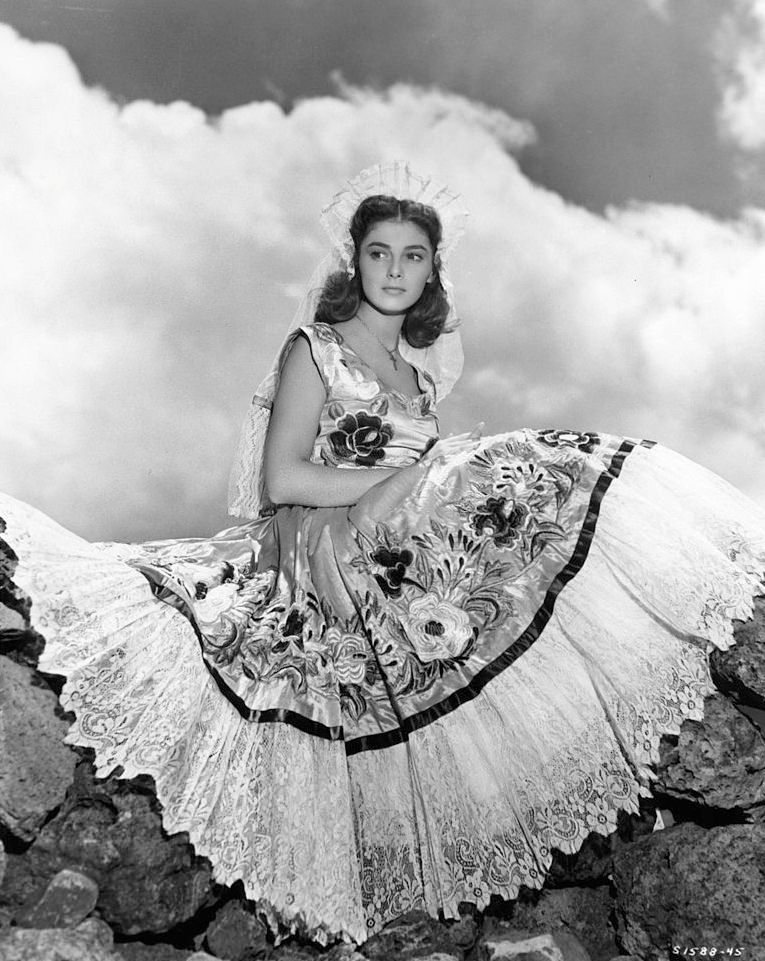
left=1, top=0, right=765, bottom=541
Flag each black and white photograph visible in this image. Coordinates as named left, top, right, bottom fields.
left=1, top=2, right=765, bottom=959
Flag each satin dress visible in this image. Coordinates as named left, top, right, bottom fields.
left=2, top=320, right=765, bottom=944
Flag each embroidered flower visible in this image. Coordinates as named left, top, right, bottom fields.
left=282, top=607, right=305, bottom=637
left=328, top=410, right=394, bottom=466
left=328, top=628, right=368, bottom=685
left=194, top=582, right=239, bottom=627
left=370, top=545, right=414, bottom=597
left=269, top=605, right=307, bottom=655
left=471, top=496, right=531, bottom=549
left=489, top=461, right=553, bottom=505
left=401, top=594, right=473, bottom=662
left=537, top=429, right=599, bottom=453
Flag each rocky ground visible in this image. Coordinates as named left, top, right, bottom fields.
left=1, top=518, right=765, bottom=961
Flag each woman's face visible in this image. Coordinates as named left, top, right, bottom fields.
left=357, top=219, right=435, bottom=315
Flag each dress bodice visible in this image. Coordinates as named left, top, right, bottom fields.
left=298, top=322, right=440, bottom=470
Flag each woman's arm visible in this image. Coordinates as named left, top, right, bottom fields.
left=263, top=334, right=399, bottom=507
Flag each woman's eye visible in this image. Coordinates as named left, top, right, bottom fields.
left=369, top=250, right=387, bottom=260
left=408, top=253, right=423, bottom=262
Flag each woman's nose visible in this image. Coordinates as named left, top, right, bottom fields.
left=387, top=260, right=403, bottom=278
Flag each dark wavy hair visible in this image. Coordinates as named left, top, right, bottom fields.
left=314, top=195, right=452, bottom=349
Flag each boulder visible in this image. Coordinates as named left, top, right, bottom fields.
left=269, top=945, right=323, bottom=960
left=0, top=524, right=43, bottom=669
left=203, top=899, right=268, bottom=960
left=0, top=656, right=77, bottom=841
left=115, top=943, right=198, bottom=960
left=14, top=867, right=99, bottom=929
left=362, top=911, right=466, bottom=960
left=482, top=930, right=575, bottom=960
left=655, top=693, right=765, bottom=813
left=545, top=809, right=655, bottom=886
left=323, top=946, right=367, bottom=961
left=1, top=759, right=214, bottom=936
left=498, top=887, right=617, bottom=961
left=611, top=821, right=765, bottom=958
left=710, top=596, right=765, bottom=709
left=0, top=916, right=121, bottom=961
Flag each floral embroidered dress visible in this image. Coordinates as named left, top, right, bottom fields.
left=2, top=320, right=765, bottom=945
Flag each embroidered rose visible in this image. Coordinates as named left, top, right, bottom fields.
left=328, top=627, right=368, bottom=685
left=401, top=594, right=473, bottom=662
left=537, top=429, right=599, bottom=453
left=471, top=496, right=531, bottom=549
left=194, top=582, right=240, bottom=628
left=370, top=545, right=414, bottom=597
left=328, top=411, right=394, bottom=466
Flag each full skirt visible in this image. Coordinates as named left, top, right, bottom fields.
left=2, top=428, right=765, bottom=944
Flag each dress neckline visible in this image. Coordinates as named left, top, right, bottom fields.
left=324, top=324, right=430, bottom=404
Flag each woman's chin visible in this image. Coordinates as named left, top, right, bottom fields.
left=364, top=292, right=419, bottom=316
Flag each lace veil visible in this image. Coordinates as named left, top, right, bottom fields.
left=227, top=161, right=469, bottom=519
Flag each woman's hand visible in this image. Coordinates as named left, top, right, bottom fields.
left=420, top=422, right=485, bottom=467
left=349, top=422, right=485, bottom=528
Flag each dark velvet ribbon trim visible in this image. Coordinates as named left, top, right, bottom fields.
left=138, top=437, right=654, bottom=754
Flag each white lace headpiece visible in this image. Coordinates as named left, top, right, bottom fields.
left=228, top=161, right=469, bottom=518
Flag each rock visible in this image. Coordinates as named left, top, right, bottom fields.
left=483, top=931, right=566, bottom=960
left=545, top=809, right=656, bottom=886
left=0, top=627, right=46, bottom=669
left=0, top=656, right=78, bottom=842
left=655, top=693, right=765, bottom=813
left=0, top=759, right=214, bottom=936
left=362, top=911, right=464, bottom=960
left=446, top=910, right=479, bottom=952
left=203, top=899, right=268, bottom=960
left=388, top=955, right=458, bottom=961
left=0, top=602, right=25, bottom=633
left=499, top=887, right=616, bottom=961
left=77, top=917, right=116, bottom=944
left=115, top=945, right=200, bottom=961
left=324, top=946, right=367, bottom=961
left=612, top=821, right=765, bottom=958
left=710, top=596, right=765, bottom=709
left=270, top=945, right=323, bottom=960
left=14, top=867, right=99, bottom=928
left=0, top=526, right=43, bottom=669
left=0, top=916, right=121, bottom=961
left=549, top=932, right=591, bottom=961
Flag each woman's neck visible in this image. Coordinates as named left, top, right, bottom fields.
left=355, top=302, right=404, bottom=352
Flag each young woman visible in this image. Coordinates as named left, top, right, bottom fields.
left=2, top=163, right=765, bottom=946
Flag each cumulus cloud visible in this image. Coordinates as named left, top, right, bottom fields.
left=1, top=23, right=764, bottom=541
left=717, top=0, right=765, bottom=150
left=640, top=0, right=671, bottom=16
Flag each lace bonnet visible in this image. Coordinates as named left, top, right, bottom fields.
left=227, top=161, right=469, bottom=518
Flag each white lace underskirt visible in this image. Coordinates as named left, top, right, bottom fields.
left=2, top=441, right=764, bottom=945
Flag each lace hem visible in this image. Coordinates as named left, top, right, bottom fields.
left=2, top=439, right=765, bottom=943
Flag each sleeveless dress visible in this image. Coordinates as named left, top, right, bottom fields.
left=2, top=319, right=765, bottom=945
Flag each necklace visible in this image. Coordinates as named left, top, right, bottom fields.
left=356, top=316, right=401, bottom=370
